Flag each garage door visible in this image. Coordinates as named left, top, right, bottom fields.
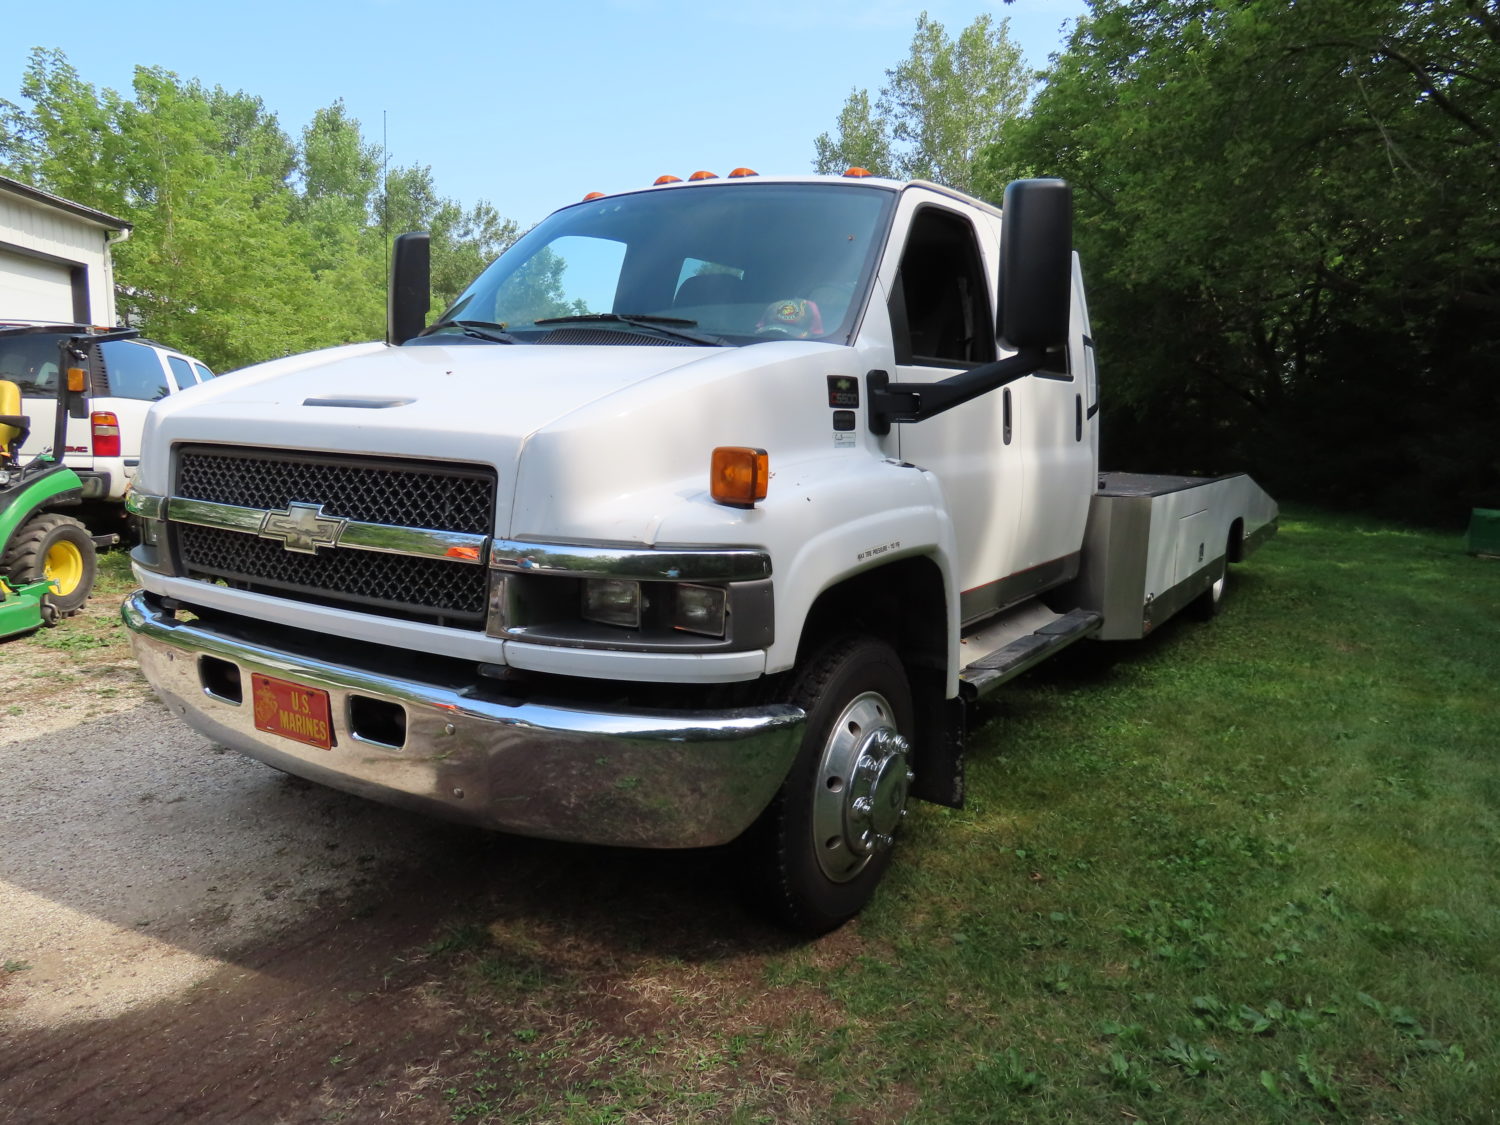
left=0, top=248, right=76, bottom=321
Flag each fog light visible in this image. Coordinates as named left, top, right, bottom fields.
left=582, top=578, right=642, bottom=628
left=673, top=584, right=727, bottom=637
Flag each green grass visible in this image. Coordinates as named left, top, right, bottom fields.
left=429, top=508, right=1500, bottom=1123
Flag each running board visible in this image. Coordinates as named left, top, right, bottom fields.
left=959, top=608, right=1102, bottom=701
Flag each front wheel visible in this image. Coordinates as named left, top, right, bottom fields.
left=738, top=635, right=915, bottom=934
left=3, top=513, right=98, bottom=616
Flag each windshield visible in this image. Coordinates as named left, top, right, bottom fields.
left=0, top=333, right=64, bottom=397
left=424, top=182, right=895, bottom=347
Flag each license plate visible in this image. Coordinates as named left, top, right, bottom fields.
left=251, top=673, right=334, bottom=750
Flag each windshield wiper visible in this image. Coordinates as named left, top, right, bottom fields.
left=418, top=319, right=520, bottom=344
left=533, top=313, right=727, bottom=346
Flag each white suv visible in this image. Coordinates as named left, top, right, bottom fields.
left=1, top=324, right=214, bottom=505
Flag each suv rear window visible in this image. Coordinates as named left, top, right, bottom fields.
left=99, top=339, right=170, bottom=401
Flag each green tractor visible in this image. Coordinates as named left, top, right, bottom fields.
left=1, top=325, right=130, bottom=640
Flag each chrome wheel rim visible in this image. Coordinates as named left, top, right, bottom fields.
left=811, top=690, right=913, bottom=883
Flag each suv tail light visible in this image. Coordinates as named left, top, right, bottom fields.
left=91, top=411, right=121, bottom=458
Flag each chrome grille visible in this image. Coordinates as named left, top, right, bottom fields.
left=171, top=446, right=496, bottom=629
left=176, top=447, right=493, bottom=530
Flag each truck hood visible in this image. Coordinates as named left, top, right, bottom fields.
left=139, top=340, right=716, bottom=531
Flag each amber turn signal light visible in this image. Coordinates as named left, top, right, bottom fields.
left=66, top=367, right=87, bottom=392
left=711, top=446, right=768, bottom=509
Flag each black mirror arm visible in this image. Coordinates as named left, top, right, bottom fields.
left=866, top=346, right=1058, bottom=435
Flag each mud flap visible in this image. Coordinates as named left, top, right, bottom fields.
left=910, top=693, right=965, bottom=809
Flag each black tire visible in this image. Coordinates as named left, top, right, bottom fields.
left=737, top=635, right=915, bottom=934
left=1191, top=532, right=1237, bottom=622
left=3, top=513, right=97, bottom=617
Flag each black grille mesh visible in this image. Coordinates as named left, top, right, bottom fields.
left=178, top=525, right=488, bottom=623
left=177, top=447, right=493, bottom=531
left=172, top=446, right=496, bottom=629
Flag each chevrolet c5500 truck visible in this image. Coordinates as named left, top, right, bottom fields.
left=124, top=173, right=1276, bottom=932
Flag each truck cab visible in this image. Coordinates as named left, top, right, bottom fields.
left=123, top=174, right=1275, bottom=932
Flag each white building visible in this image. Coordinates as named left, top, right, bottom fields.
left=0, top=174, right=130, bottom=325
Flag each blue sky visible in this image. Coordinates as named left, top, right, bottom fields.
left=2, top=0, right=1089, bottom=229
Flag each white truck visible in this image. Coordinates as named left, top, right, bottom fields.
left=2, top=178, right=215, bottom=519
left=122, top=174, right=1276, bottom=932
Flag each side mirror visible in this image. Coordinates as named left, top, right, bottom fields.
left=998, top=179, right=1072, bottom=351
left=387, top=232, right=431, bottom=346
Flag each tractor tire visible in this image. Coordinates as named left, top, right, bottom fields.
left=3, top=513, right=98, bottom=617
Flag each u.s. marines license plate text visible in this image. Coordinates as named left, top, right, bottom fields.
left=250, top=672, right=334, bottom=750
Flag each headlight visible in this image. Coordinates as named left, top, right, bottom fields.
left=581, top=578, right=642, bottom=628
left=672, top=584, right=727, bottom=637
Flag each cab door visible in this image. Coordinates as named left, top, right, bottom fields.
left=875, top=193, right=1026, bottom=625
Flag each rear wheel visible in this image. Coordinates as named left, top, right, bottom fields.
left=738, top=635, right=915, bottom=934
left=1191, top=535, right=1233, bottom=622
left=3, top=513, right=97, bottom=616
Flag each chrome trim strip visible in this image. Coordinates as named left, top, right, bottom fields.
left=122, top=591, right=803, bottom=848
left=168, top=497, right=264, bottom=534
left=490, top=539, right=771, bottom=582
left=124, top=490, right=165, bottom=520
left=159, top=495, right=489, bottom=565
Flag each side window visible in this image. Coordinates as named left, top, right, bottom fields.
left=194, top=363, right=215, bottom=381
left=890, top=207, right=995, bottom=368
left=167, top=355, right=197, bottom=389
left=99, top=340, right=170, bottom=402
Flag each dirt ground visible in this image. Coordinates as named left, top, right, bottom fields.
left=0, top=589, right=838, bottom=1125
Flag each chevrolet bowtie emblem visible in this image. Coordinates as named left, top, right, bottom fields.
left=259, top=502, right=348, bottom=554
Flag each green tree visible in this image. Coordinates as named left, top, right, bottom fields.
left=813, top=88, right=895, bottom=177
left=982, top=0, right=1500, bottom=521
left=812, top=10, right=1034, bottom=193
left=379, top=165, right=519, bottom=312
left=1, top=49, right=523, bottom=371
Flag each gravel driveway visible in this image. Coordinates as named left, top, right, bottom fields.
left=0, top=604, right=466, bottom=1032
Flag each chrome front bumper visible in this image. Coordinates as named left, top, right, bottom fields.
left=122, top=591, right=805, bottom=847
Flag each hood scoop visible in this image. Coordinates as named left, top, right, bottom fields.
left=302, top=395, right=416, bottom=409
